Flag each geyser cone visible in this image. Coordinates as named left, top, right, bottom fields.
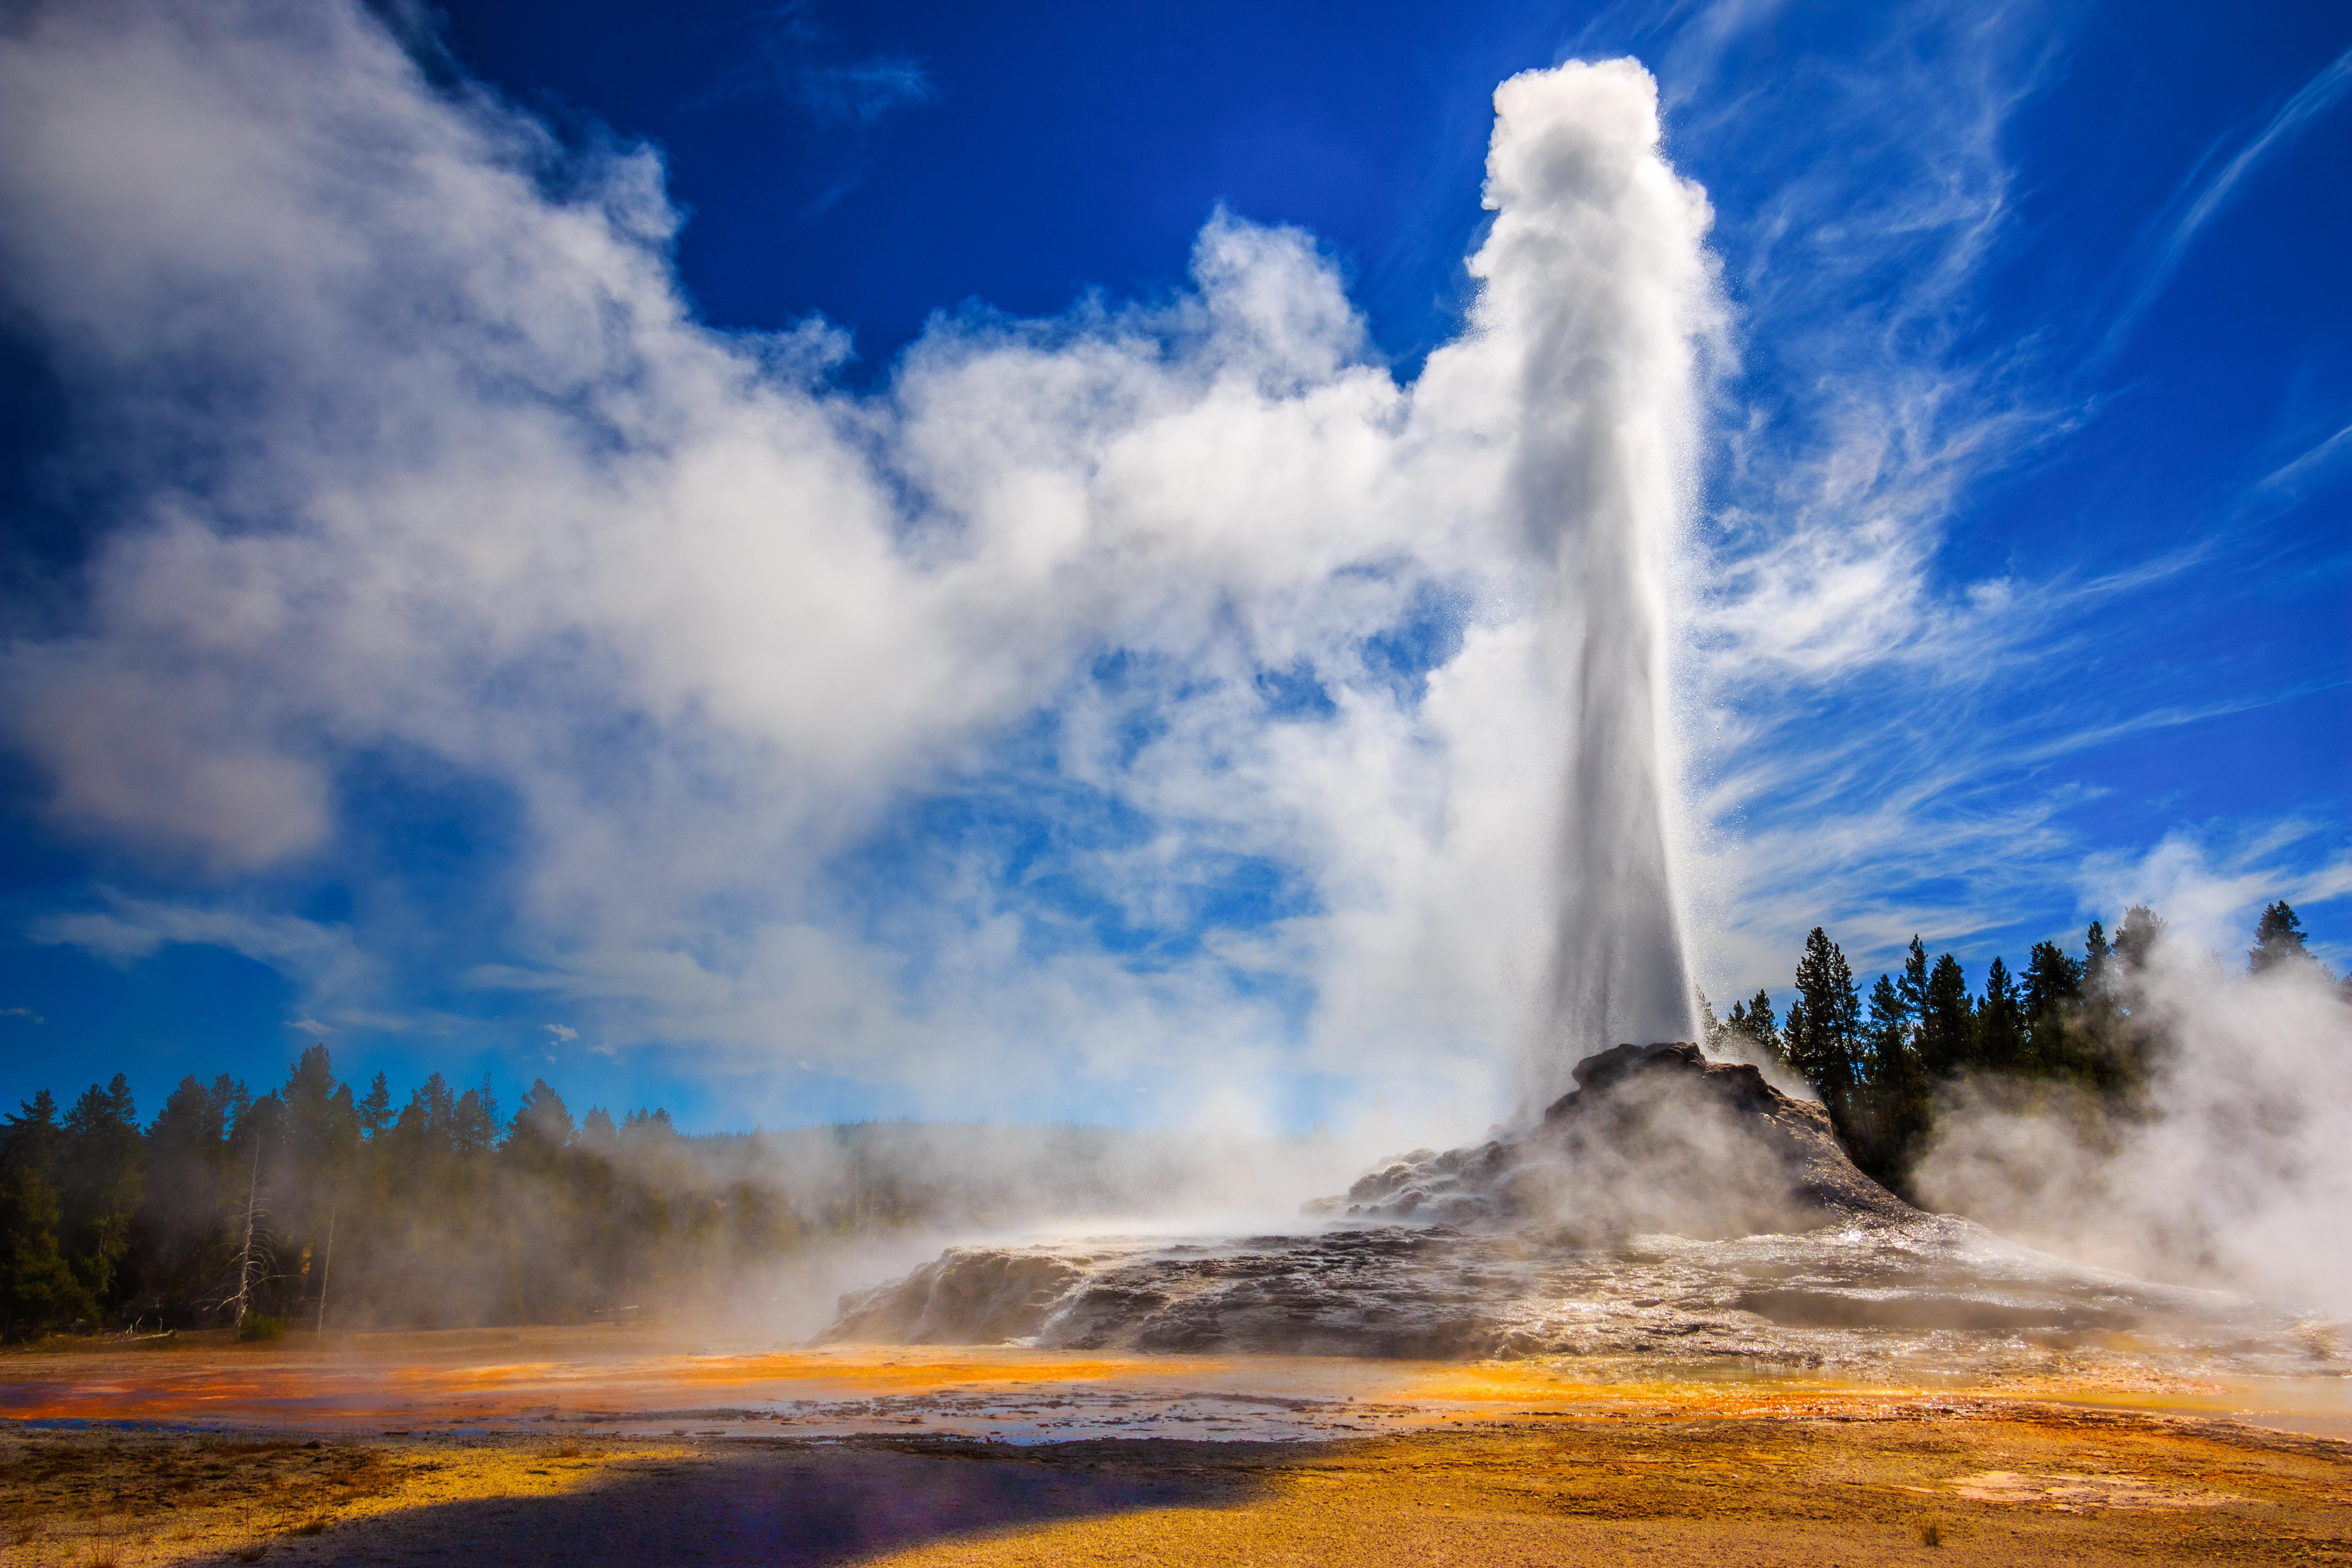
left=1445, top=61, right=1711, bottom=1106
left=825, top=1041, right=2294, bottom=1366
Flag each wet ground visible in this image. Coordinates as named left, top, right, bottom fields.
left=5, top=1318, right=2349, bottom=1446
left=5, top=1391, right=2349, bottom=1566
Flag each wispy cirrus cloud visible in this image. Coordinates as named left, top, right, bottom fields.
left=2253, top=421, right=2352, bottom=500
left=2097, top=42, right=2352, bottom=365
left=34, top=891, right=374, bottom=999
left=689, top=3, right=939, bottom=220
left=1625, top=0, right=2347, bottom=994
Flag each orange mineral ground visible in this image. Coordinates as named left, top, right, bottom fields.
left=5, top=1328, right=2349, bottom=1565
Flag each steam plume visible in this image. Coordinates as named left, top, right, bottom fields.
left=0, top=4, right=1715, bottom=1124
left=1448, top=64, right=1713, bottom=1102
left=1914, top=933, right=2352, bottom=1312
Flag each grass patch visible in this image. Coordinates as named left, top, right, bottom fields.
left=236, top=1316, right=286, bottom=1344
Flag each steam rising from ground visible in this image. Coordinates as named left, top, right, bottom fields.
left=1914, top=945, right=2352, bottom=1313
left=0, top=0, right=1712, bottom=1117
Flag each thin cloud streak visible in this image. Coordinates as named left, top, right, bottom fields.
left=2096, top=43, right=2352, bottom=366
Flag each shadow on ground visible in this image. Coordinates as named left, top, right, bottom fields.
left=182, top=1439, right=1261, bottom=1568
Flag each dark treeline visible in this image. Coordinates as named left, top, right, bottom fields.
left=1707, top=899, right=2345, bottom=1195
left=0, top=1050, right=985, bottom=1343
left=0, top=1043, right=1270, bottom=1344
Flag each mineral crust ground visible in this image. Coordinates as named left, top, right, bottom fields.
left=5, top=1327, right=2349, bottom=1565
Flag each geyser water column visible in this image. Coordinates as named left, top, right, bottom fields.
left=1441, top=61, right=1713, bottom=1108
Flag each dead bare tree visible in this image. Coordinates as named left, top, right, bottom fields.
left=314, top=1197, right=336, bottom=1334
left=229, top=1135, right=264, bottom=1329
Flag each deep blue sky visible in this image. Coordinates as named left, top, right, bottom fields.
left=1, top=0, right=2346, bottom=1133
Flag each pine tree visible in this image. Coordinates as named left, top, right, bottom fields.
left=137, top=1076, right=237, bottom=1325
left=1720, top=988, right=1787, bottom=1069
left=356, top=1074, right=393, bottom=1139
left=1973, top=956, right=2027, bottom=1073
left=1695, top=989, right=1722, bottom=1049
left=1862, top=973, right=1914, bottom=1086
left=57, top=1076, right=143, bottom=1310
left=579, top=1106, right=619, bottom=1153
left=1917, top=953, right=1972, bottom=1079
left=508, top=1080, right=574, bottom=1158
left=1786, top=928, right=1861, bottom=1107
left=1896, top=937, right=1930, bottom=1020
left=1845, top=971, right=1929, bottom=1191
left=0, top=1091, right=95, bottom=1338
left=0, top=1156, right=95, bottom=1339
left=2249, top=900, right=2320, bottom=977
left=5, top=1091, right=59, bottom=1173
left=2080, top=920, right=2115, bottom=1026
left=452, top=1076, right=500, bottom=1157
left=2113, top=905, right=2167, bottom=972
left=2021, top=940, right=2085, bottom=1076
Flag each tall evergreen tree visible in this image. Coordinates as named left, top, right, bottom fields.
left=1862, top=973, right=1914, bottom=1085
left=1695, top=989, right=1723, bottom=1047
left=356, top=1073, right=393, bottom=1139
left=0, top=1090, right=95, bottom=1338
left=578, top=1106, right=619, bottom=1154
left=276, top=1046, right=359, bottom=1323
left=56, top=1076, right=143, bottom=1308
left=2249, top=900, right=2320, bottom=977
left=2079, top=920, right=2116, bottom=1031
left=452, top=1078, right=500, bottom=1156
left=1895, top=937, right=1930, bottom=1020
left=2113, top=905, right=2167, bottom=973
left=1972, top=956, right=2027, bottom=1073
left=4, top=1090, right=60, bottom=1175
left=509, top=1080, right=575, bottom=1159
left=2021, top=940, right=2085, bottom=1075
left=0, top=1154, right=94, bottom=1338
left=1785, top=928, right=1861, bottom=1106
left=1917, top=953, right=1973, bottom=1079
left=1720, top=987, right=1787, bottom=1068
left=135, top=1076, right=239, bottom=1324
left=1843, top=970, right=1930, bottom=1191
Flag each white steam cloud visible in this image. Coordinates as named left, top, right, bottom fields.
left=1914, top=943, right=2352, bottom=1312
left=0, top=2, right=1715, bottom=1124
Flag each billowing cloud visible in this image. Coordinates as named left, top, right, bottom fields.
left=0, top=2, right=1717, bottom=1126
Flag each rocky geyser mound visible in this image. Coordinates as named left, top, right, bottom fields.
left=820, top=1043, right=2004, bottom=1357
left=1326, top=1041, right=1914, bottom=1238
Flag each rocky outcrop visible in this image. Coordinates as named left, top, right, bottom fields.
left=1327, top=1041, right=1915, bottom=1237
left=825, top=1044, right=2257, bottom=1361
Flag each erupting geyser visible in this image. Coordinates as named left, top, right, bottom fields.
left=1456, top=61, right=1710, bottom=1108
left=821, top=68, right=2326, bottom=1375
